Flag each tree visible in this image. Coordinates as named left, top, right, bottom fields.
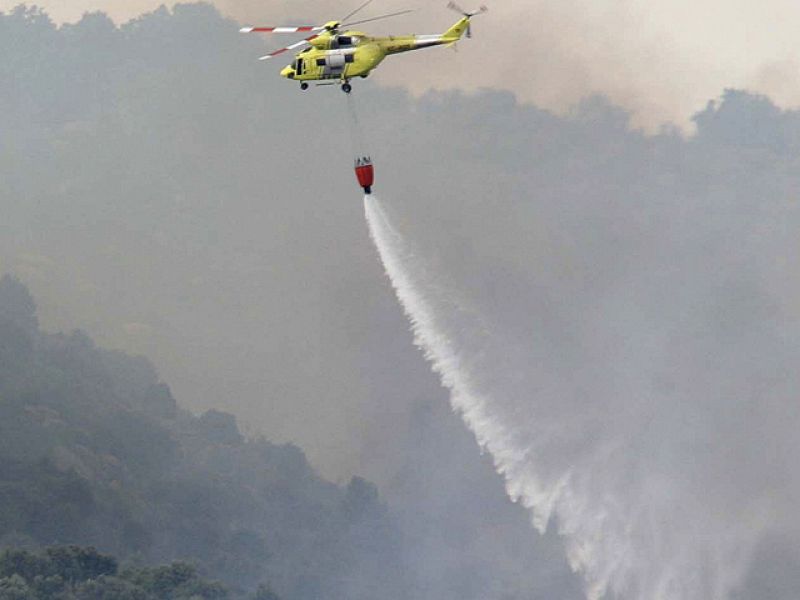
left=43, top=546, right=117, bottom=583
left=0, top=574, right=35, bottom=600
left=251, top=584, right=280, bottom=600
left=74, top=575, right=152, bottom=600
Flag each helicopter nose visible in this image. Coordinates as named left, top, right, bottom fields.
left=281, top=66, right=295, bottom=79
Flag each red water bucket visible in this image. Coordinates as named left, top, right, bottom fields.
left=354, top=157, right=375, bottom=194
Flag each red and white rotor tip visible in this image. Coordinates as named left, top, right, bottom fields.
left=239, top=26, right=322, bottom=33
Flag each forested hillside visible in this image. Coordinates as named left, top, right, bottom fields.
left=0, top=275, right=406, bottom=600
left=0, top=545, right=253, bottom=600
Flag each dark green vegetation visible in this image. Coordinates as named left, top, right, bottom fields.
left=0, top=276, right=404, bottom=599
left=0, top=545, right=246, bottom=600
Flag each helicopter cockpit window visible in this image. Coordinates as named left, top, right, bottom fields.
left=295, top=58, right=304, bottom=75
left=345, top=54, right=355, bottom=63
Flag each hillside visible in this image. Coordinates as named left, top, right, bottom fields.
left=0, top=545, right=247, bottom=600
left=0, top=275, right=406, bottom=600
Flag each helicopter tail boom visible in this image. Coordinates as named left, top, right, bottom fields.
left=442, top=16, right=471, bottom=42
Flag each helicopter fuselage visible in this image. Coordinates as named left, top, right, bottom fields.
left=280, top=17, right=470, bottom=83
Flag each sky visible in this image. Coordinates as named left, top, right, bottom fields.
left=3, top=0, right=800, bottom=128
left=2, top=3, right=800, bottom=598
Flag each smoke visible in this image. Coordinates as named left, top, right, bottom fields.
left=364, top=191, right=800, bottom=600
left=5, top=0, right=800, bottom=128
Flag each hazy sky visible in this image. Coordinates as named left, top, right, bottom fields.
left=3, top=0, right=800, bottom=128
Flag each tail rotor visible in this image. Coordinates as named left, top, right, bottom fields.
left=447, top=1, right=488, bottom=38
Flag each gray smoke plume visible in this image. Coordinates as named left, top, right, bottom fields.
left=365, top=188, right=800, bottom=599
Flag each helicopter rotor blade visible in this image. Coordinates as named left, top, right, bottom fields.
left=446, top=1, right=488, bottom=18
left=447, top=1, right=468, bottom=16
left=342, top=9, right=415, bottom=28
left=240, top=25, right=324, bottom=34
left=341, top=0, right=377, bottom=24
left=258, top=34, right=320, bottom=60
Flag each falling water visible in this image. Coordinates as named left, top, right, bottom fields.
left=364, top=194, right=796, bottom=600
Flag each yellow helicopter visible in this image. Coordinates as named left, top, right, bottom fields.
left=240, top=1, right=487, bottom=93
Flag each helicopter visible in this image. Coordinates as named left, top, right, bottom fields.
left=240, top=1, right=487, bottom=93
